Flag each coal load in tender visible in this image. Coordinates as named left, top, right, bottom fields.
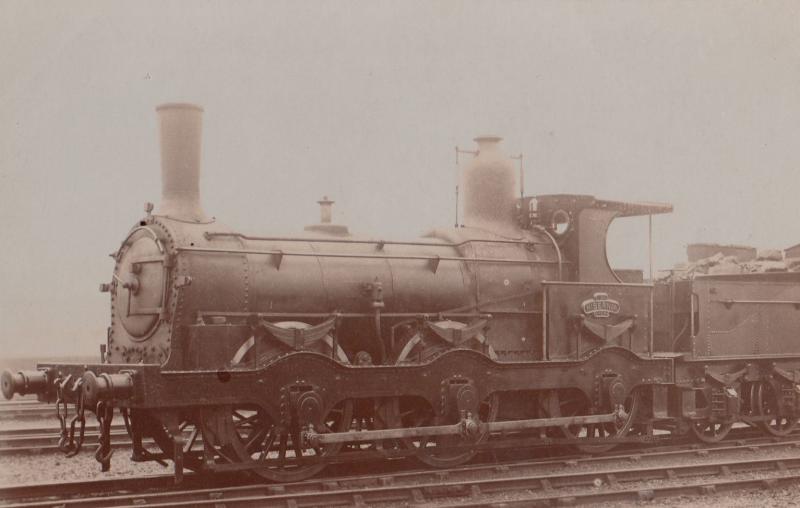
left=660, top=249, right=798, bottom=281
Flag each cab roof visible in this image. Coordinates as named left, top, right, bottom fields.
left=533, top=194, right=673, bottom=217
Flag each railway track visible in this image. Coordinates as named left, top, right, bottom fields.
left=0, top=404, right=51, bottom=422
left=0, top=419, right=782, bottom=456
left=0, top=399, right=41, bottom=408
left=0, top=425, right=133, bottom=455
left=3, top=434, right=800, bottom=507
left=0, top=402, right=122, bottom=423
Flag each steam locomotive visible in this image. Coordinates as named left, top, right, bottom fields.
left=3, top=103, right=800, bottom=483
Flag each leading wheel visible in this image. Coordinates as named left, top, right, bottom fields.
left=200, top=320, right=353, bottom=481
left=201, top=400, right=353, bottom=483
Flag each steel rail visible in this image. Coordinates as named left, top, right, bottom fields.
left=0, top=430, right=137, bottom=456
left=4, top=433, right=800, bottom=507
left=5, top=445, right=800, bottom=507
left=437, top=472, right=800, bottom=508
left=0, top=399, right=42, bottom=407
left=0, top=473, right=244, bottom=507
left=0, top=424, right=122, bottom=437
left=0, top=407, right=55, bottom=420
left=96, top=456, right=800, bottom=507
left=0, top=406, right=122, bottom=421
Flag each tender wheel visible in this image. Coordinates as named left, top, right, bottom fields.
left=754, top=382, right=799, bottom=437
left=689, top=420, right=733, bottom=443
left=546, top=388, right=640, bottom=454
left=688, top=386, right=735, bottom=443
left=689, top=385, right=736, bottom=443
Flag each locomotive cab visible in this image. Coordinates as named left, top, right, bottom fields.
left=518, top=195, right=673, bottom=360
left=519, top=194, right=672, bottom=283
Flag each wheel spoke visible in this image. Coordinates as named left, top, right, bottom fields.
left=183, top=427, right=199, bottom=453
left=397, top=394, right=498, bottom=468
left=554, top=388, right=639, bottom=453
left=258, top=429, right=277, bottom=461
left=292, top=432, right=305, bottom=459
left=754, top=381, right=799, bottom=437
left=277, top=433, right=288, bottom=466
left=691, top=420, right=732, bottom=443
left=211, top=320, right=353, bottom=482
left=244, top=426, right=268, bottom=452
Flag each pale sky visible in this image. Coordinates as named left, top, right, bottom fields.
left=1, top=1, right=799, bottom=357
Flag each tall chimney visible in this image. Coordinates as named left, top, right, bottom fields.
left=461, top=136, right=519, bottom=228
left=317, top=196, right=334, bottom=224
left=155, top=103, right=207, bottom=222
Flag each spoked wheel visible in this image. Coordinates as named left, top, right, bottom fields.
left=689, top=420, right=733, bottom=443
left=547, top=388, right=641, bottom=454
left=201, top=401, right=353, bottom=483
left=203, top=320, right=354, bottom=481
left=752, top=381, right=799, bottom=437
left=392, top=320, right=499, bottom=467
left=398, top=394, right=499, bottom=468
left=231, top=321, right=350, bottom=368
left=689, top=387, right=733, bottom=443
left=393, top=319, right=498, bottom=364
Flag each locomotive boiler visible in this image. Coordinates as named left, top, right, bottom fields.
left=4, top=103, right=800, bottom=483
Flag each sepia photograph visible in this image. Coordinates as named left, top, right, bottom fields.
left=1, top=1, right=799, bottom=506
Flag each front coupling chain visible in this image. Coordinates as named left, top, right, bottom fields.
left=55, top=374, right=73, bottom=453
left=65, top=378, right=86, bottom=457
left=95, top=400, right=115, bottom=471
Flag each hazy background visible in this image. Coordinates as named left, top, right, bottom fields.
left=1, top=1, right=798, bottom=358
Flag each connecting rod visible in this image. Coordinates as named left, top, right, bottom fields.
left=304, top=410, right=622, bottom=447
